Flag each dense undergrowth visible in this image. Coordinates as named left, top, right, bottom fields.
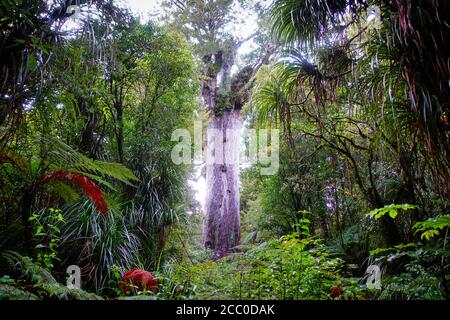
left=1, top=0, right=449, bottom=301
left=2, top=210, right=448, bottom=301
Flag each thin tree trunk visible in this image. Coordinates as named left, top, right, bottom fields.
left=116, top=104, right=124, bottom=164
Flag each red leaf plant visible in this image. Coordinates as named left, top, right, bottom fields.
left=40, top=169, right=108, bottom=215
left=330, top=284, right=343, bottom=299
left=120, top=269, right=158, bottom=294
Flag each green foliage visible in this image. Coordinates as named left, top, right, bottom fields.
left=0, top=251, right=103, bottom=300
left=164, top=235, right=356, bottom=300
left=29, top=208, right=65, bottom=270
left=380, top=272, right=445, bottom=300
left=0, top=3, right=198, bottom=298
left=107, top=265, right=124, bottom=297
left=214, top=92, right=233, bottom=116
left=41, top=136, right=139, bottom=190
left=368, top=212, right=450, bottom=300
left=163, top=0, right=239, bottom=57
left=369, top=243, right=449, bottom=300
left=59, top=200, right=143, bottom=292
left=414, top=215, right=450, bottom=240
left=271, top=0, right=358, bottom=49
left=0, top=0, right=449, bottom=301
left=367, top=204, right=417, bottom=220
left=244, top=0, right=450, bottom=302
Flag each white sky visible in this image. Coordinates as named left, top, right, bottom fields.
left=122, top=0, right=258, bottom=55
left=120, top=0, right=164, bottom=20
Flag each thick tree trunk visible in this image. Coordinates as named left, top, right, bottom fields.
left=200, top=42, right=274, bottom=258
left=204, top=109, right=241, bottom=258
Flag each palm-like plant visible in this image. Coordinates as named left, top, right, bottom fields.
left=59, top=200, right=142, bottom=293
left=271, top=0, right=367, bottom=49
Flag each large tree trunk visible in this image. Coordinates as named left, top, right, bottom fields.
left=200, top=43, right=274, bottom=258
left=204, top=109, right=241, bottom=259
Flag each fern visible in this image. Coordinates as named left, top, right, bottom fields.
left=0, top=284, right=39, bottom=300
left=46, top=182, right=80, bottom=203
left=1, top=251, right=103, bottom=300
left=3, top=251, right=58, bottom=285
left=2, top=136, right=140, bottom=214
left=40, top=136, right=139, bottom=189
left=40, top=170, right=108, bottom=215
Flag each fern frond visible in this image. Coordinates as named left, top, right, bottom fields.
left=38, top=136, right=139, bottom=189
left=2, top=251, right=58, bottom=285
left=95, top=161, right=140, bottom=186
left=0, top=284, right=39, bottom=300
left=40, top=170, right=108, bottom=215
left=1, top=251, right=104, bottom=300
left=46, top=182, right=81, bottom=203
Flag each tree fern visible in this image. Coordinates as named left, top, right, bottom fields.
left=40, top=170, right=108, bottom=215
left=40, top=136, right=139, bottom=190
left=1, top=136, right=139, bottom=214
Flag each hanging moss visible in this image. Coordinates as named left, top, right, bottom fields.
left=230, top=66, right=254, bottom=110
left=215, top=92, right=233, bottom=116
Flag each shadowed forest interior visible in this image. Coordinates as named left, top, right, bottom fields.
left=0, top=0, right=449, bottom=300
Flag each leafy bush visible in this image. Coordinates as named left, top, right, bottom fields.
left=29, top=208, right=65, bottom=270
left=366, top=208, right=450, bottom=300
left=162, top=235, right=363, bottom=300
left=371, top=244, right=448, bottom=300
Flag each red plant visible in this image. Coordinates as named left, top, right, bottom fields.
left=40, top=170, right=108, bottom=215
left=330, top=284, right=343, bottom=299
left=120, top=269, right=158, bottom=294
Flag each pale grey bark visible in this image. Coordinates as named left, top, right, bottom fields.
left=202, top=42, right=275, bottom=258
left=204, top=109, right=241, bottom=258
